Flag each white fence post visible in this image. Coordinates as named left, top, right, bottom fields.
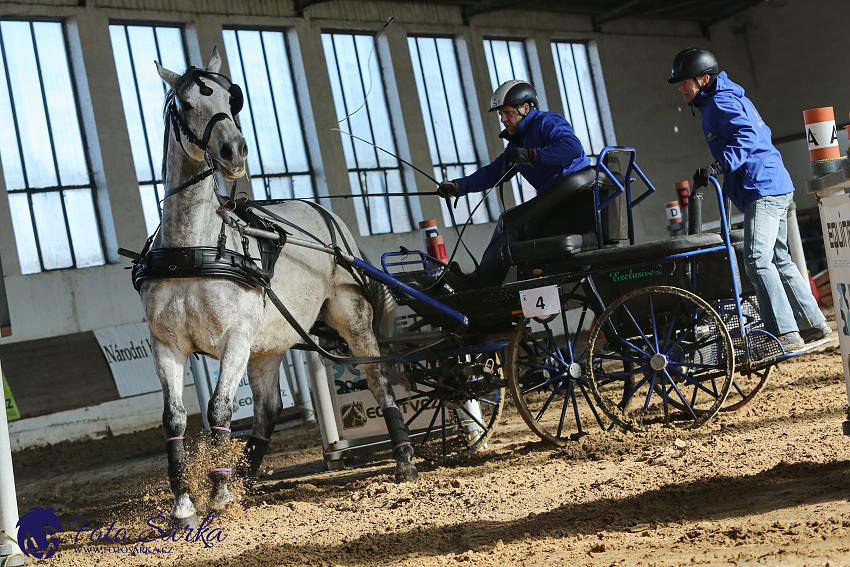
left=0, top=360, right=24, bottom=566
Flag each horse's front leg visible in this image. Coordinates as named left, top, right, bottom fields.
left=207, top=337, right=252, bottom=511
left=152, top=341, right=196, bottom=526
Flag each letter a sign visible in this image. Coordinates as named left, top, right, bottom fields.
left=807, top=120, right=839, bottom=151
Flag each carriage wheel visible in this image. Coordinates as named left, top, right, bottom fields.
left=506, top=301, right=618, bottom=446
left=588, top=286, right=734, bottom=431
left=392, top=349, right=506, bottom=462
left=667, top=296, right=773, bottom=413
left=722, top=365, right=773, bottom=411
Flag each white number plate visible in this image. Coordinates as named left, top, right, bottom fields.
left=519, top=285, right=561, bottom=318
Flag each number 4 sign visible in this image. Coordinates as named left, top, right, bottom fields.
left=520, top=285, right=561, bottom=318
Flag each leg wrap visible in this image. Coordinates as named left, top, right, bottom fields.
left=382, top=406, right=412, bottom=455
left=166, top=438, right=186, bottom=487
left=238, top=435, right=271, bottom=478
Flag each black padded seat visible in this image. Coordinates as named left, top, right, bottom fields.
left=509, top=234, right=585, bottom=264
left=510, top=232, right=726, bottom=269
left=565, top=232, right=724, bottom=268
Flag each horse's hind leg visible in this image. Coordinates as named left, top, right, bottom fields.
left=323, top=292, right=419, bottom=482
left=152, top=342, right=197, bottom=526
left=236, top=354, right=284, bottom=482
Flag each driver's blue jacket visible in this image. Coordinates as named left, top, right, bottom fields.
left=690, top=71, right=793, bottom=212
left=453, top=108, right=590, bottom=197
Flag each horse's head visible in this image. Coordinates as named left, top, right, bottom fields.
left=157, top=47, right=248, bottom=180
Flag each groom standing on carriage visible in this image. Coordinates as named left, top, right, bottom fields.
left=669, top=47, right=830, bottom=353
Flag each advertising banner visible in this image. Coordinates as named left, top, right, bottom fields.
left=818, top=193, right=850, bottom=405
left=93, top=322, right=192, bottom=397
left=325, top=362, right=436, bottom=439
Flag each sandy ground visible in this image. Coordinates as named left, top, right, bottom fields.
left=8, top=317, right=850, bottom=567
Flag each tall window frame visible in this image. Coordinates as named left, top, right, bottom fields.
left=0, top=19, right=105, bottom=274
left=551, top=41, right=612, bottom=158
left=482, top=37, right=535, bottom=205
left=109, top=22, right=188, bottom=235
left=408, top=34, right=494, bottom=227
left=223, top=28, right=318, bottom=203
left=322, top=30, right=413, bottom=236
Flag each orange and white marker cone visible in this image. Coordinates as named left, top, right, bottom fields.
left=803, top=107, right=845, bottom=176
left=419, top=219, right=448, bottom=263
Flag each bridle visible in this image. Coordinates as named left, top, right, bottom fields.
left=164, top=68, right=244, bottom=198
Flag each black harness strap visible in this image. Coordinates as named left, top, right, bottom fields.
left=164, top=168, right=214, bottom=198
left=132, top=246, right=271, bottom=292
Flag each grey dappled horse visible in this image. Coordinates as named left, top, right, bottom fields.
left=143, top=48, right=417, bottom=526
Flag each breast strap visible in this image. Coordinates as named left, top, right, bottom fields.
left=131, top=246, right=271, bottom=292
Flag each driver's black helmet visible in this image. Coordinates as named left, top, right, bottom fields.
left=667, top=48, right=718, bottom=84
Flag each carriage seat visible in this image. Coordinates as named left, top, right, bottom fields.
left=510, top=232, right=724, bottom=271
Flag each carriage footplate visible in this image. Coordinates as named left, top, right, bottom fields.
left=745, top=332, right=832, bottom=367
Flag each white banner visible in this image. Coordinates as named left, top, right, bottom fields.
left=93, top=322, right=192, bottom=397
left=326, top=363, right=436, bottom=439
left=818, top=193, right=850, bottom=405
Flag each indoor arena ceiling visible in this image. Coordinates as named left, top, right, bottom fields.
left=295, top=0, right=766, bottom=28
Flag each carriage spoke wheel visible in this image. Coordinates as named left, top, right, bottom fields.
left=722, top=365, right=773, bottom=411
left=667, top=297, right=774, bottom=414
left=588, top=286, right=734, bottom=431
left=507, top=305, right=615, bottom=446
left=392, top=349, right=506, bottom=462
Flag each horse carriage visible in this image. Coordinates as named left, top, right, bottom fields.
left=129, top=51, right=830, bottom=526
left=375, top=145, right=832, bottom=458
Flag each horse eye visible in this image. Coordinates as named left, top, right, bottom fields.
left=180, top=100, right=193, bottom=112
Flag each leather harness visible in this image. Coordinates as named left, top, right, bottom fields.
left=124, top=68, right=448, bottom=365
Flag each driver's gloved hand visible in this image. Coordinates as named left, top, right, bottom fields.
left=693, top=161, right=725, bottom=189
left=437, top=180, right=459, bottom=198
left=508, top=147, right=536, bottom=166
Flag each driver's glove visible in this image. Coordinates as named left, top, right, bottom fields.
left=508, top=147, right=536, bottom=166
left=437, top=180, right=459, bottom=198
left=693, top=161, right=725, bottom=189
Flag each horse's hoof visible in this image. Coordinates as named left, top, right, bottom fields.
left=394, top=463, right=419, bottom=483
left=209, top=489, right=234, bottom=512
left=171, top=513, right=200, bottom=530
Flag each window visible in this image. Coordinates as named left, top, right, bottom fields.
left=482, top=38, right=534, bottom=205
left=551, top=41, right=610, bottom=157
left=322, top=31, right=412, bottom=236
left=109, top=23, right=187, bottom=235
left=223, top=29, right=316, bottom=203
left=408, top=35, right=494, bottom=227
left=0, top=20, right=104, bottom=274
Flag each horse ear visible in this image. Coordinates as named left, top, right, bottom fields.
left=156, top=61, right=180, bottom=89
left=206, top=46, right=222, bottom=74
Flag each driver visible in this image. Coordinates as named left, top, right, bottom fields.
left=437, top=80, right=593, bottom=289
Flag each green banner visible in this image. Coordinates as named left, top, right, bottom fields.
left=3, top=372, right=20, bottom=421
